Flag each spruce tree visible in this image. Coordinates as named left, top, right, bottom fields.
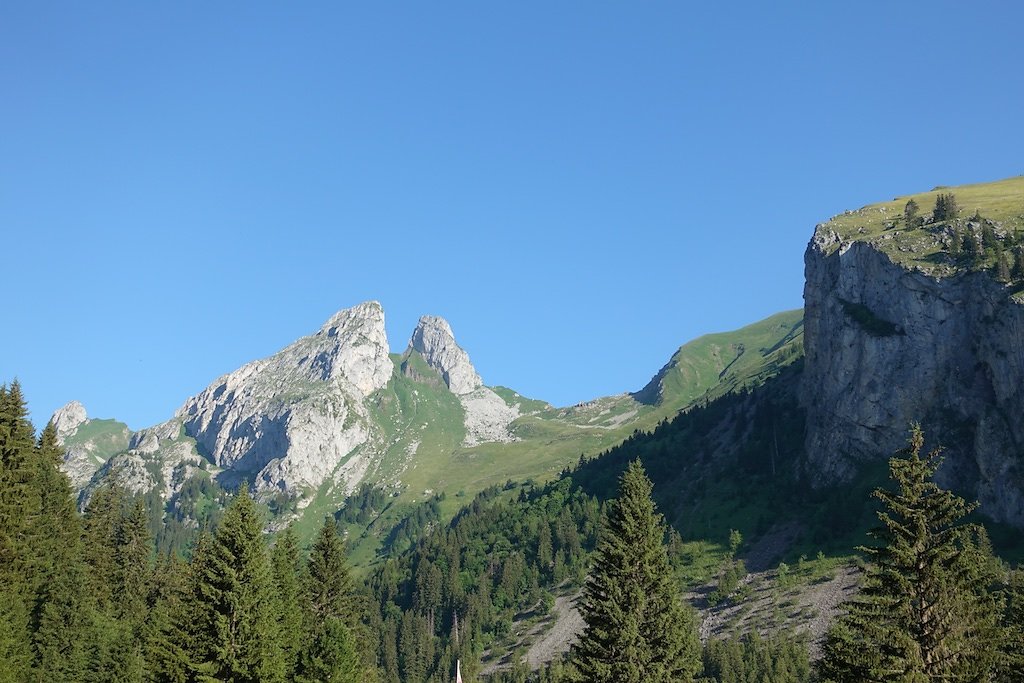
left=306, top=516, right=357, bottom=628
left=141, top=552, right=191, bottom=683
left=996, top=567, right=1024, bottom=682
left=0, top=383, right=37, bottom=681
left=904, top=199, right=921, bottom=228
left=820, top=426, right=1003, bottom=682
left=296, top=618, right=361, bottom=683
left=199, top=488, right=284, bottom=682
left=30, top=422, right=95, bottom=682
left=82, top=483, right=127, bottom=614
left=299, top=517, right=362, bottom=683
left=271, top=524, right=305, bottom=679
left=573, top=460, right=700, bottom=683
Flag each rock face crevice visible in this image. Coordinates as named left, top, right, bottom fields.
left=175, top=301, right=392, bottom=495
left=802, top=228, right=1024, bottom=526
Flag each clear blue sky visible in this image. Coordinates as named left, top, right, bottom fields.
left=2, top=2, right=1022, bottom=430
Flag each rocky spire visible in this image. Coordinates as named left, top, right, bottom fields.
left=408, top=315, right=483, bottom=395
left=51, top=400, right=88, bottom=442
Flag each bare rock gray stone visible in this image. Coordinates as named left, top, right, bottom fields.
left=802, top=229, right=1024, bottom=526
left=52, top=400, right=88, bottom=442
left=175, top=301, right=393, bottom=497
left=408, top=315, right=483, bottom=395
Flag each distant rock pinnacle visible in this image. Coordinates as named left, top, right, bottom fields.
left=409, top=315, right=483, bottom=395
left=52, top=400, right=88, bottom=442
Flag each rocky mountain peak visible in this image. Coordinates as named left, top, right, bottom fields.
left=409, top=315, right=483, bottom=395
left=51, top=400, right=88, bottom=442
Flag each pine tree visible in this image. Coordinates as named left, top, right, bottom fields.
left=30, top=422, right=95, bottom=682
left=573, top=460, right=701, bottom=683
left=299, top=517, right=362, bottom=682
left=904, top=199, right=921, bottom=228
left=934, top=192, right=960, bottom=221
left=306, top=517, right=356, bottom=628
left=296, top=618, right=361, bottom=683
left=198, top=488, right=284, bottom=682
left=141, top=552, right=191, bottom=683
left=82, top=483, right=127, bottom=614
left=820, top=426, right=1004, bottom=682
left=271, top=524, right=304, bottom=679
left=115, top=500, right=153, bottom=626
left=997, top=247, right=1012, bottom=282
left=0, top=383, right=37, bottom=682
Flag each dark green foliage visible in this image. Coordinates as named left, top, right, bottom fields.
left=820, top=427, right=1004, bottom=682
left=904, top=199, right=922, bottom=228
left=1012, top=247, right=1024, bottom=280
left=997, top=247, right=1012, bottom=282
left=271, top=525, right=304, bottom=679
left=933, top=192, right=960, bottom=221
left=151, top=471, right=228, bottom=557
left=296, top=618, right=361, bottom=683
left=336, top=483, right=391, bottom=525
left=999, top=569, right=1024, bottom=681
left=838, top=299, right=902, bottom=337
left=574, top=460, right=701, bottom=683
left=300, top=517, right=363, bottom=682
left=701, top=632, right=811, bottom=683
left=368, top=478, right=600, bottom=682
left=82, top=483, right=128, bottom=614
left=307, top=517, right=357, bottom=629
left=709, top=559, right=746, bottom=606
left=198, top=488, right=285, bottom=682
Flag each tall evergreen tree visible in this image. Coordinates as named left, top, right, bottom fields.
left=271, top=524, right=305, bottom=679
left=30, top=422, right=94, bottom=682
left=0, top=382, right=37, bottom=682
left=306, top=517, right=357, bottom=629
left=820, top=426, right=1003, bottom=682
left=573, top=460, right=700, bottom=683
left=82, top=483, right=127, bottom=614
left=997, top=568, right=1024, bottom=682
left=198, top=488, right=284, bottom=683
left=299, top=517, right=363, bottom=683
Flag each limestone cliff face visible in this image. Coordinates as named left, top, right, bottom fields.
left=409, top=315, right=483, bottom=395
left=802, top=228, right=1024, bottom=526
left=62, top=302, right=532, bottom=515
left=176, top=301, right=392, bottom=495
left=406, top=315, right=518, bottom=446
left=52, top=400, right=88, bottom=440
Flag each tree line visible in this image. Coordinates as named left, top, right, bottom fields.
left=3, top=376, right=1022, bottom=682
left=0, top=381, right=368, bottom=682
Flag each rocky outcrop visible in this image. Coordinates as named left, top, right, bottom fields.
left=52, top=400, right=88, bottom=441
left=460, top=387, right=520, bottom=447
left=67, top=302, right=530, bottom=512
left=175, top=301, right=393, bottom=495
left=802, top=228, right=1024, bottom=526
left=409, top=315, right=483, bottom=395
left=405, top=316, right=519, bottom=445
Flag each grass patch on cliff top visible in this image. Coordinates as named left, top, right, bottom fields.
left=820, top=175, right=1024, bottom=271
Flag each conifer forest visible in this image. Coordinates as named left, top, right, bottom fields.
left=2, top=378, right=1022, bottom=682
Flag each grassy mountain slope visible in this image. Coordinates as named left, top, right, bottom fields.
left=329, top=310, right=807, bottom=567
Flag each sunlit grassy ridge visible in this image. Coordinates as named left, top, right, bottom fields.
left=820, top=175, right=1024, bottom=272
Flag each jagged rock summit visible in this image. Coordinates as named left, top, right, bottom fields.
left=52, top=400, right=88, bottom=440
left=74, top=301, right=533, bottom=513
left=406, top=314, right=518, bottom=447
left=175, top=300, right=392, bottom=494
left=409, top=315, right=483, bottom=395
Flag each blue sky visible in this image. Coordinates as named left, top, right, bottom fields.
left=2, top=2, right=1022, bottom=430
